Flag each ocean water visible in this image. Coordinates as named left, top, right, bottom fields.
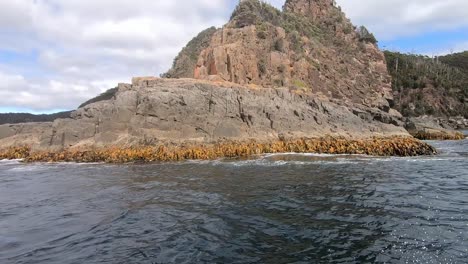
left=0, top=140, right=467, bottom=264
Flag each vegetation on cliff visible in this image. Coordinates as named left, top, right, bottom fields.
left=0, top=137, right=436, bottom=163
left=384, top=51, right=468, bottom=118
left=0, top=87, right=118, bottom=125
left=79, top=87, right=118, bottom=108
left=356, top=26, right=377, bottom=44
left=230, top=0, right=325, bottom=39
left=162, top=27, right=217, bottom=78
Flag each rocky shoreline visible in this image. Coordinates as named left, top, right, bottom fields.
left=0, top=78, right=444, bottom=163
left=0, top=137, right=436, bottom=163
left=440, top=117, right=468, bottom=130
left=406, top=116, right=466, bottom=140
left=0, top=0, right=455, bottom=162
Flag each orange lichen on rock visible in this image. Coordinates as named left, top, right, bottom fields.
left=0, top=137, right=437, bottom=163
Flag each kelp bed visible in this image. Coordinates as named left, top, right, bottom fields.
left=0, top=137, right=437, bottom=163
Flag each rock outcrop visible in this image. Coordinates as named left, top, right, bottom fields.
left=0, top=78, right=407, bottom=151
left=165, top=0, right=394, bottom=112
left=406, top=116, right=465, bottom=140
left=445, top=117, right=468, bottom=129
left=0, top=123, right=53, bottom=147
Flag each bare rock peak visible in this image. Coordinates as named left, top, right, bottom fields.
left=164, top=0, right=391, bottom=111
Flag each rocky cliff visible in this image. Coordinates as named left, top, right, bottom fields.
left=0, top=78, right=407, bottom=151
left=165, top=0, right=394, bottom=112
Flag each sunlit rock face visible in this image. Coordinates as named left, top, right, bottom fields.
left=165, top=0, right=394, bottom=112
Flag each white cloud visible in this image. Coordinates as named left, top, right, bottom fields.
left=0, top=0, right=468, bottom=112
left=0, top=69, right=117, bottom=111
left=337, top=0, right=468, bottom=40
left=0, top=0, right=230, bottom=111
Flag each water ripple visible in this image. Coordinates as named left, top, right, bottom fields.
left=0, top=140, right=467, bottom=263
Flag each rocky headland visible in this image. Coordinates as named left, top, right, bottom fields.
left=0, top=0, right=439, bottom=162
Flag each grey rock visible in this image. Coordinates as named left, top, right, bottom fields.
left=405, top=116, right=464, bottom=137
left=0, top=78, right=409, bottom=150
left=0, top=123, right=53, bottom=149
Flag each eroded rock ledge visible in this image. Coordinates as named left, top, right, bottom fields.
left=0, top=78, right=409, bottom=151
left=0, top=78, right=436, bottom=162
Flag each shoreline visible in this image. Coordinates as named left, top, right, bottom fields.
left=0, top=137, right=437, bottom=163
left=411, top=130, right=465, bottom=140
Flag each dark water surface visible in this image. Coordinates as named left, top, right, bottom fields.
left=1, top=140, right=467, bottom=264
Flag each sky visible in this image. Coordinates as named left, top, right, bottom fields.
left=1, top=0, right=468, bottom=113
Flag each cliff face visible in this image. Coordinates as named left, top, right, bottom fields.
left=0, top=78, right=407, bottom=150
left=165, top=0, right=394, bottom=112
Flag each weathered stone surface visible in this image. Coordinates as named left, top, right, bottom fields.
left=445, top=116, right=468, bottom=130
left=0, top=79, right=409, bottom=151
left=0, top=123, right=53, bottom=148
left=406, top=116, right=465, bottom=140
left=166, top=0, right=394, bottom=112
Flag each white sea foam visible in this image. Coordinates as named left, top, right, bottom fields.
left=211, top=158, right=363, bottom=167
left=54, top=162, right=105, bottom=166
left=0, top=159, right=23, bottom=165
left=263, top=152, right=366, bottom=158
left=6, top=164, right=50, bottom=172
